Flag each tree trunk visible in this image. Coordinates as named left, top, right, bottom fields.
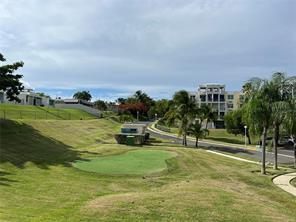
left=261, top=126, right=267, bottom=175
left=293, top=135, right=296, bottom=168
left=205, top=119, right=208, bottom=130
left=246, top=129, right=251, bottom=144
left=184, top=133, right=187, bottom=146
left=196, top=137, right=199, bottom=148
left=294, top=143, right=296, bottom=168
left=273, top=124, right=279, bottom=170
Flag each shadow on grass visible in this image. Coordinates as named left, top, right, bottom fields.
left=206, top=137, right=245, bottom=145
left=0, top=171, right=18, bottom=186
left=0, top=119, right=84, bottom=172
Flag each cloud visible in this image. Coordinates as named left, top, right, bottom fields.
left=1, top=0, right=295, bottom=100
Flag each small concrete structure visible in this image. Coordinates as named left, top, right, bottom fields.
left=121, top=123, right=147, bottom=134
left=115, top=123, right=149, bottom=145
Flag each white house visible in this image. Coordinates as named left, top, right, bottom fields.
left=0, top=89, right=55, bottom=107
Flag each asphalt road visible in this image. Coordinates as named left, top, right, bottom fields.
left=147, top=128, right=295, bottom=165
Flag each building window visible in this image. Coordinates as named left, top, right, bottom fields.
left=227, top=103, right=233, bottom=108
left=212, top=103, right=218, bottom=110
left=207, top=94, right=213, bottom=102
left=213, top=94, right=218, bottom=101
left=220, top=94, right=225, bottom=102
left=227, top=95, right=234, bottom=100
left=200, top=95, right=206, bottom=102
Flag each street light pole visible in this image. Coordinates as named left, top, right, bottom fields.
left=244, top=125, right=247, bottom=148
left=154, top=113, right=158, bottom=121
left=137, top=111, right=139, bottom=121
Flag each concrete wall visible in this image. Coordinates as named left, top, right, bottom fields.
left=55, top=103, right=102, bottom=117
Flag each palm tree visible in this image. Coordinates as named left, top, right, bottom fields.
left=286, top=100, right=296, bottom=168
left=269, top=73, right=290, bottom=170
left=201, top=104, right=217, bottom=130
left=243, top=78, right=273, bottom=175
left=188, top=121, right=209, bottom=148
left=285, top=77, right=296, bottom=167
left=164, top=90, right=197, bottom=146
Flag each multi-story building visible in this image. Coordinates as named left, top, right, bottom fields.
left=190, top=83, right=243, bottom=128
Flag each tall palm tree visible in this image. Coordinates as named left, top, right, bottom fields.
left=285, top=77, right=296, bottom=167
left=269, top=73, right=290, bottom=169
left=188, top=121, right=209, bottom=148
left=244, top=78, right=273, bottom=175
left=201, top=104, right=217, bottom=130
left=164, top=90, right=197, bottom=146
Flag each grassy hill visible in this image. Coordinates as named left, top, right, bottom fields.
left=0, top=104, right=96, bottom=120
left=0, top=119, right=296, bottom=221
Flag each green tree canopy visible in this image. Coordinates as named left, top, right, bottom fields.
left=188, top=121, right=209, bottom=148
left=94, top=100, right=107, bottom=111
left=164, top=90, right=197, bottom=146
left=73, top=91, right=92, bottom=101
left=0, top=53, right=24, bottom=102
left=224, top=109, right=251, bottom=144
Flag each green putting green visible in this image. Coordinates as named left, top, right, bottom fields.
left=73, top=149, right=176, bottom=175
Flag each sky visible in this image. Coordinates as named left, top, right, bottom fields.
left=0, top=0, right=295, bottom=101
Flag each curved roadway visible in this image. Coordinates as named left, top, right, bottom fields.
left=147, top=124, right=295, bottom=165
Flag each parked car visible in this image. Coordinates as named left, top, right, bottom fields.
left=279, top=136, right=295, bottom=148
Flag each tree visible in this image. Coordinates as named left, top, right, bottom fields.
left=131, top=90, right=154, bottom=108
left=148, top=99, right=171, bottom=119
left=188, top=121, right=209, bottom=147
left=224, top=109, right=251, bottom=144
left=164, top=90, right=197, bottom=146
left=243, top=77, right=274, bottom=174
left=0, top=53, right=24, bottom=102
left=116, top=97, right=126, bottom=105
left=285, top=77, right=296, bottom=168
left=117, top=90, right=155, bottom=119
left=269, top=73, right=291, bottom=169
left=94, top=100, right=107, bottom=111
left=73, top=91, right=92, bottom=101
left=200, top=104, right=217, bottom=130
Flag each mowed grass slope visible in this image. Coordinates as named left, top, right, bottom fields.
left=0, top=104, right=96, bottom=120
left=0, top=119, right=296, bottom=221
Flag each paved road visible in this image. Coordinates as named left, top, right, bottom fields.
left=147, top=128, right=295, bottom=165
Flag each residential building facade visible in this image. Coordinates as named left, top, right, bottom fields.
left=0, top=89, right=55, bottom=107
left=190, top=83, right=243, bottom=128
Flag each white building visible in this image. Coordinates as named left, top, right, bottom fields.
left=190, top=83, right=243, bottom=128
left=0, top=89, right=54, bottom=107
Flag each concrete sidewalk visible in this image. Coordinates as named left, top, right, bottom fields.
left=273, top=172, right=296, bottom=197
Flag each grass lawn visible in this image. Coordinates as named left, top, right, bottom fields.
left=73, top=150, right=177, bottom=175
left=1, top=119, right=296, bottom=221
left=0, top=104, right=96, bottom=120
left=207, top=129, right=259, bottom=145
